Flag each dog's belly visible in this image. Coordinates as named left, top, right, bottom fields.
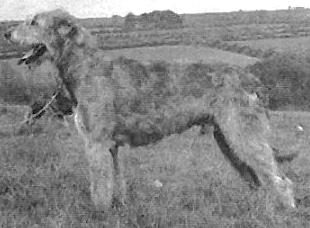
left=111, top=95, right=215, bottom=147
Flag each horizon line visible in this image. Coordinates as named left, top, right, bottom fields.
left=0, top=6, right=309, bottom=22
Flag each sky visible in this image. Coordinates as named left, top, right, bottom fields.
left=0, top=0, right=309, bottom=21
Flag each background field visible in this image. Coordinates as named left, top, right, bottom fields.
left=1, top=7, right=310, bottom=228
left=229, top=37, right=310, bottom=56
left=105, top=45, right=259, bottom=67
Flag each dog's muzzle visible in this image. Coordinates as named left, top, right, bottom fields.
left=18, top=43, right=47, bottom=65
left=4, top=31, right=47, bottom=65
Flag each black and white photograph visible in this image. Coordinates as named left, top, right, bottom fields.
left=0, top=0, right=309, bottom=227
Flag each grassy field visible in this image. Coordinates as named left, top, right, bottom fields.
left=0, top=46, right=308, bottom=227
left=3, top=8, right=310, bottom=57
left=229, top=37, right=310, bottom=56
left=0, top=107, right=309, bottom=227
left=1, top=7, right=310, bottom=227
left=0, top=11, right=309, bottom=226
left=105, top=45, right=259, bottom=67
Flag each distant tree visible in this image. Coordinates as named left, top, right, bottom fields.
left=124, top=12, right=137, bottom=30
left=124, top=10, right=183, bottom=30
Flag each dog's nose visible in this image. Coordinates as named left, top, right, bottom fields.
left=4, top=31, right=11, bottom=39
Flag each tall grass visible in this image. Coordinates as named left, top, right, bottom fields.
left=0, top=60, right=309, bottom=227
left=0, top=117, right=309, bottom=227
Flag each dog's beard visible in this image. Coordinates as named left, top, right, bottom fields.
left=18, top=43, right=47, bottom=65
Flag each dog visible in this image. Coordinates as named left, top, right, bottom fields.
left=5, top=9, right=296, bottom=210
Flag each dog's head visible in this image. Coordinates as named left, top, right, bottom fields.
left=5, top=9, right=92, bottom=66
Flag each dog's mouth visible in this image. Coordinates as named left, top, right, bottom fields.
left=18, top=43, right=47, bottom=65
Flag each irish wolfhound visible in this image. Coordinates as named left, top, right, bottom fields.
left=5, top=9, right=296, bottom=209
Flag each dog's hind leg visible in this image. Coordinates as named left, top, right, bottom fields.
left=213, top=104, right=295, bottom=208
left=110, top=144, right=126, bottom=209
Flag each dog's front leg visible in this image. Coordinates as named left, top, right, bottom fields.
left=74, top=108, right=114, bottom=210
left=86, top=140, right=114, bottom=210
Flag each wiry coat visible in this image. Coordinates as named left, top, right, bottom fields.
left=6, top=9, right=295, bottom=210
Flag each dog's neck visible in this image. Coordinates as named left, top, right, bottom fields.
left=56, top=62, right=78, bottom=107
left=55, top=42, right=94, bottom=107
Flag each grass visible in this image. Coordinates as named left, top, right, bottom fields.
left=0, top=108, right=309, bottom=227
left=0, top=41, right=307, bottom=227
left=229, top=37, right=310, bottom=56
left=105, top=45, right=259, bottom=67
left=0, top=10, right=310, bottom=226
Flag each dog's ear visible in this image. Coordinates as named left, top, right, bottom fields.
left=74, top=28, right=87, bottom=46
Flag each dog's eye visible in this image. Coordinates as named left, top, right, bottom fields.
left=30, top=20, right=38, bottom=26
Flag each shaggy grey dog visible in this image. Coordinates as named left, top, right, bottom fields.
left=5, top=9, right=295, bottom=210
